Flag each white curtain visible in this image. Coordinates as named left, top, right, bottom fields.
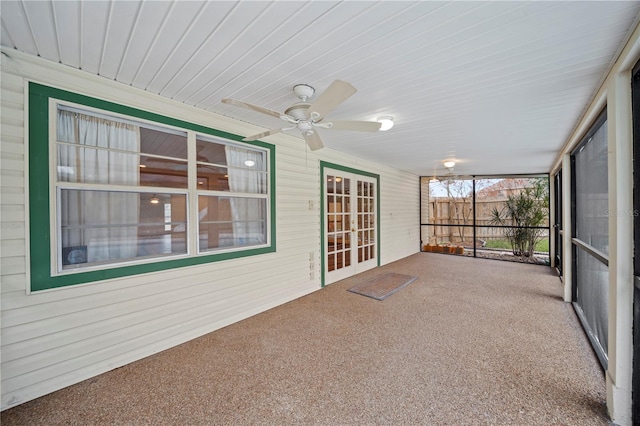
left=57, top=110, right=140, bottom=264
left=224, top=146, right=266, bottom=245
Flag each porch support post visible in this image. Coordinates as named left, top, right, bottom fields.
left=606, top=69, right=634, bottom=426
left=561, top=153, right=572, bottom=303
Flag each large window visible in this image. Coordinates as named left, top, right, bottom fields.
left=29, top=83, right=275, bottom=291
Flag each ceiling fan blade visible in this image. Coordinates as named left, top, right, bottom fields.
left=222, top=98, right=282, bottom=119
left=308, top=80, right=357, bottom=120
left=303, top=131, right=324, bottom=151
left=243, top=128, right=283, bottom=141
left=321, top=120, right=381, bottom=132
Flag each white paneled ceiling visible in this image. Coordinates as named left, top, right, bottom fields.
left=2, top=1, right=639, bottom=176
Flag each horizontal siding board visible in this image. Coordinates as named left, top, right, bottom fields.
left=0, top=70, right=25, bottom=87
left=0, top=222, right=25, bottom=240
left=0, top=107, right=24, bottom=126
left=0, top=121, right=24, bottom=139
left=0, top=89, right=24, bottom=107
left=0, top=204, right=25, bottom=222
left=0, top=239, right=24, bottom=256
left=1, top=277, right=27, bottom=294
left=1, top=154, right=25, bottom=172
left=0, top=140, right=24, bottom=155
left=0, top=256, right=25, bottom=275
left=0, top=190, right=25, bottom=206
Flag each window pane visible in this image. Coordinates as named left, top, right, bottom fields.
left=227, top=168, right=266, bottom=193
left=138, top=126, right=188, bottom=188
left=197, top=164, right=230, bottom=191
left=139, top=155, right=188, bottom=189
left=198, top=195, right=267, bottom=251
left=57, top=145, right=138, bottom=185
left=196, top=137, right=267, bottom=172
left=57, top=108, right=189, bottom=188
left=196, top=138, right=267, bottom=194
left=140, top=127, right=187, bottom=159
left=57, top=109, right=139, bottom=151
left=196, top=138, right=227, bottom=165
left=59, top=190, right=187, bottom=270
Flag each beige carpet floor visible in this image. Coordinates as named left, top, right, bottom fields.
left=1, top=253, right=608, bottom=425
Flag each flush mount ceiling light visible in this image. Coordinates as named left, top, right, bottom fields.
left=377, top=116, right=394, bottom=131
left=244, top=159, right=256, bottom=167
left=443, top=160, right=456, bottom=169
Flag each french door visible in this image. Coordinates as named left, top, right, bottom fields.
left=324, top=168, right=377, bottom=285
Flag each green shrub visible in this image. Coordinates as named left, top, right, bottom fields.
left=489, top=178, right=549, bottom=257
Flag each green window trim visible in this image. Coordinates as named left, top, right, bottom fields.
left=28, top=82, right=276, bottom=291
left=319, top=161, right=380, bottom=287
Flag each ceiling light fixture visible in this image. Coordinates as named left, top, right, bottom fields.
left=443, top=160, right=456, bottom=169
left=244, top=159, right=256, bottom=167
left=150, top=195, right=160, bottom=204
left=377, top=116, right=394, bottom=131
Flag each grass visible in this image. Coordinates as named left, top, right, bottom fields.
left=484, top=238, right=549, bottom=253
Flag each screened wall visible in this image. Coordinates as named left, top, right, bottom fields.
left=420, top=175, right=549, bottom=264
left=571, top=108, right=609, bottom=369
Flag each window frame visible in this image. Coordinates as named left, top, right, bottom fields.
left=29, top=82, right=276, bottom=292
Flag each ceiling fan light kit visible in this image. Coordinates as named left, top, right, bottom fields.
left=377, top=116, right=394, bottom=131
left=222, top=80, right=382, bottom=151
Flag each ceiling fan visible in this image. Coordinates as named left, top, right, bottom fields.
left=222, top=80, right=381, bottom=151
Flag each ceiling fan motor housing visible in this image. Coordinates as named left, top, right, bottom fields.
left=284, top=103, right=312, bottom=120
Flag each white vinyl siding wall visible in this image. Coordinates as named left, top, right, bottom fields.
left=0, top=50, right=419, bottom=410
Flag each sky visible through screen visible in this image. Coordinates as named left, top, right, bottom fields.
left=429, top=178, right=502, bottom=198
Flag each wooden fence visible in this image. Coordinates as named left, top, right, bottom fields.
left=421, top=198, right=549, bottom=247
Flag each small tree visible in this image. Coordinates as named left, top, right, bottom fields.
left=489, top=178, right=549, bottom=257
